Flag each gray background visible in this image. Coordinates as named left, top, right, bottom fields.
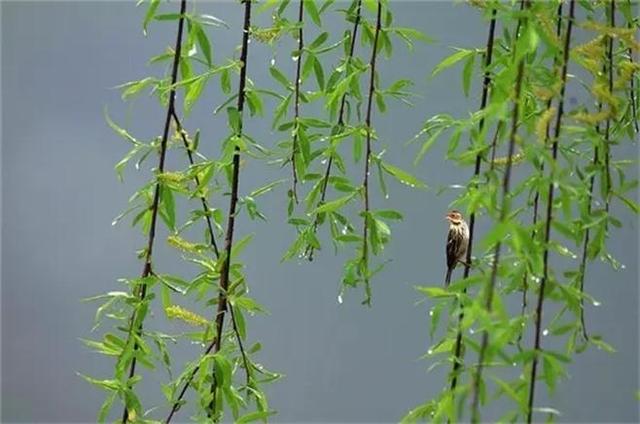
left=1, top=1, right=638, bottom=422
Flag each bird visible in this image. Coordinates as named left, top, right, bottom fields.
left=444, top=210, right=470, bottom=287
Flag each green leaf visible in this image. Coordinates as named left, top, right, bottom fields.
left=142, top=0, right=160, bottom=35
left=304, top=0, right=322, bottom=26
left=227, top=107, right=241, bottom=133
left=312, top=192, right=357, bottom=214
left=193, top=21, right=212, bottom=66
left=381, top=161, right=426, bottom=188
left=374, top=209, right=403, bottom=220
left=415, top=286, right=455, bottom=299
left=231, top=234, right=254, bottom=259
left=269, top=66, right=291, bottom=89
left=432, top=49, right=474, bottom=77
left=461, top=51, right=475, bottom=97
left=236, top=410, right=276, bottom=424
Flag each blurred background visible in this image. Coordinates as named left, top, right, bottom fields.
left=1, top=1, right=638, bottom=422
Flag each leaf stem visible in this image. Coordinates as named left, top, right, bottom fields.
left=470, top=2, right=530, bottom=422
left=120, top=0, right=187, bottom=421
left=526, top=1, right=575, bottom=422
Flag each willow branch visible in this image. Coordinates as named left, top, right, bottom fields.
left=517, top=3, right=564, bottom=347
left=470, top=2, right=530, bottom=422
left=120, top=1, right=187, bottom=421
left=163, top=111, right=252, bottom=423
left=204, top=0, right=253, bottom=419
left=448, top=6, right=497, bottom=400
left=359, top=0, right=382, bottom=306
left=305, top=0, right=363, bottom=261
left=603, top=0, right=615, bottom=215
left=290, top=0, right=305, bottom=203
left=526, top=1, right=575, bottom=422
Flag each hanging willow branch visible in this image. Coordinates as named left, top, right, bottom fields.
left=305, top=0, right=363, bottom=261
left=360, top=0, right=383, bottom=306
left=290, top=0, right=305, bottom=203
left=448, top=5, right=497, bottom=398
left=120, top=1, right=187, bottom=421
left=470, top=2, right=530, bottom=422
left=207, top=0, right=253, bottom=417
left=163, top=111, right=252, bottom=424
left=517, top=2, right=564, bottom=347
left=526, top=0, right=576, bottom=422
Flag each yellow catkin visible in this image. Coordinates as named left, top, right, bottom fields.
left=166, top=305, right=209, bottom=327
left=592, top=82, right=619, bottom=114
left=572, top=110, right=611, bottom=125
left=581, top=21, right=640, bottom=50
left=251, top=26, right=282, bottom=44
left=615, top=61, right=640, bottom=89
left=157, top=171, right=186, bottom=184
left=536, top=107, right=556, bottom=143
left=167, top=234, right=205, bottom=253
left=493, top=152, right=525, bottom=167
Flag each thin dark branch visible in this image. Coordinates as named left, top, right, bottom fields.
left=448, top=6, right=497, bottom=402
left=171, top=110, right=220, bottom=258
left=470, top=2, right=530, bottom=422
left=208, top=0, right=253, bottom=418
left=603, top=0, right=615, bottom=215
left=305, top=0, right=363, bottom=261
left=526, top=1, right=575, bottom=422
left=290, top=0, right=305, bottom=203
left=360, top=0, right=383, bottom=306
left=164, top=111, right=252, bottom=422
left=517, top=2, right=564, bottom=348
left=120, top=0, right=187, bottom=421
left=630, top=42, right=639, bottom=133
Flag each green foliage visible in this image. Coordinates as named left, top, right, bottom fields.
left=84, top=0, right=638, bottom=422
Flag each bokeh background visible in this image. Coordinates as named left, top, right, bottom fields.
left=2, top=1, right=638, bottom=422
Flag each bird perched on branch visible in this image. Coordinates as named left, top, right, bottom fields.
left=444, top=210, right=469, bottom=286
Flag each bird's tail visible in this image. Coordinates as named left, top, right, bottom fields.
left=445, top=267, right=453, bottom=287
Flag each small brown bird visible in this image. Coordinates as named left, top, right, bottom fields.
left=445, top=210, right=470, bottom=286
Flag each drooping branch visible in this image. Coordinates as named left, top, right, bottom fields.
left=604, top=0, right=615, bottom=215
left=360, top=0, right=383, bottom=306
left=448, top=5, right=497, bottom=399
left=163, top=111, right=252, bottom=423
left=120, top=0, right=187, bottom=421
left=290, top=0, right=305, bottom=203
left=207, top=0, right=253, bottom=418
left=305, top=0, right=363, bottom=261
left=526, top=1, right=576, bottom=422
left=517, top=2, right=564, bottom=347
left=470, top=2, right=530, bottom=422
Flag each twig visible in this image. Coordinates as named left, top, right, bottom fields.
left=207, top=0, right=253, bottom=418
left=305, top=0, right=363, bottom=261
left=290, top=0, right=305, bottom=203
left=171, top=110, right=220, bottom=258
left=360, top=0, right=383, bottom=306
left=470, top=2, right=530, bottom=422
left=448, top=6, right=497, bottom=402
left=120, top=0, right=187, bottom=421
left=526, top=1, right=575, bottom=422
